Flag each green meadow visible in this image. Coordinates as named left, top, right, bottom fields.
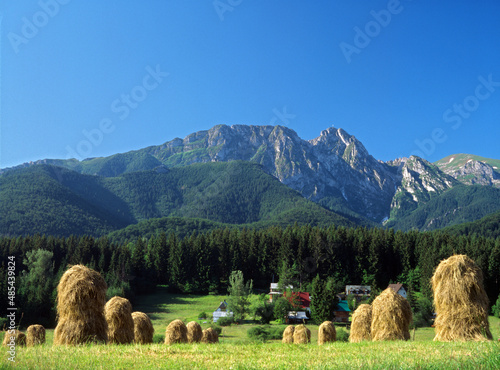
left=2, top=288, right=500, bottom=369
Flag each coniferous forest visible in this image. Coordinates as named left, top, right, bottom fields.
left=1, top=225, right=499, bottom=328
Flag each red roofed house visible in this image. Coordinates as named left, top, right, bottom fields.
left=388, top=283, right=407, bottom=299
left=285, top=292, right=311, bottom=324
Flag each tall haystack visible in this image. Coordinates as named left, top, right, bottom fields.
left=282, top=325, right=295, bottom=344
left=293, top=324, right=311, bottom=344
left=26, top=325, right=45, bottom=346
left=201, top=327, right=219, bottom=343
left=431, top=254, right=493, bottom=341
left=105, top=296, right=134, bottom=344
left=318, top=321, right=336, bottom=345
left=186, top=321, right=203, bottom=343
left=350, top=304, right=372, bottom=343
left=53, top=264, right=108, bottom=345
left=2, top=330, right=26, bottom=347
left=132, top=312, right=154, bottom=344
left=165, top=319, right=188, bottom=344
left=371, top=288, right=412, bottom=341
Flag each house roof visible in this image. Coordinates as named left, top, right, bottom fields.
left=286, top=292, right=310, bottom=309
left=388, top=283, right=404, bottom=293
left=335, top=300, right=351, bottom=312
left=217, top=301, right=228, bottom=310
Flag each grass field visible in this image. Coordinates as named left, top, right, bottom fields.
left=2, top=288, right=500, bottom=369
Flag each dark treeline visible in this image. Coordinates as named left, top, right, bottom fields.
left=1, top=225, right=499, bottom=328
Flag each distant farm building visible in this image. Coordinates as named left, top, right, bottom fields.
left=345, top=285, right=371, bottom=296
left=212, top=300, right=233, bottom=323
left=333, top=300, right=351, bottom=324
left=269, top=283, right=293, bottom=303
left=388, top=283, right=407, bottom=299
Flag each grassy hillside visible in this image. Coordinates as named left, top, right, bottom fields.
left=435, top=153, right=500, bottom=173
left=387, top=185, right=500, bottom=231
left=0, top=161, right=359, bottom=237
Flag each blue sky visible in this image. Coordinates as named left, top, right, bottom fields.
left=1, top=0, right=499, bottom=168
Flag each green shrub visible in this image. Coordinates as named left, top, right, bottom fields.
left=247, top=326, right=270, bottom=342
left=198, top=312, right=208, bottom=320
left=268, top=326, right=285, bottom=340
left=492, top=295, right=500, bottom=318
left=247, top=325, right=285, bottom=342
left=336, top=328, right=349, bottom=342
left=217, top=316, right=234, bottom=326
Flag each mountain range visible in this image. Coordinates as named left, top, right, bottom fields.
left=1, top=125, right=499, bottom=238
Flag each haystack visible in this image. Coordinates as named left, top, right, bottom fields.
left=165, top=319, right=188, bottom=344
left=105, top=296, right=134, bottom=344
left=350, top=304, right=372, bottom=343
left=431, top=254, right=493, bottom=341
left=2, top=330, right=26, bottom=347
left=53, top=264, right=108, bottom=345
left=318, top=321, right=336, bottom=345
left=26, top=325, right=45, bottom=346
left=186, top=321, right=203, bottom=343
left=201, top=327, right=219, bottom=343
left=282, top=325, right=295, bottom=344
left=132, top=312, right=154, bottom=344
left=371, top=288, right=412, bottom=341
left=293, top=324, right=311, bottom=344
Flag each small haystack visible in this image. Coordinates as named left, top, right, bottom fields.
left=105, top=296, right=134, bottom=344
left=165, top=319, right=188, bottom=344
left=2, top=330, right=26, bottom=347
left=186, top=321, right=203, bottom=343
left=350, top=304, right=372, bottom=343
left=431, top=254, right=493, bottom=341
left=293, top=324, right=311, bottom=344
left=371, top=288, right=412, bottom=341
left=282, top=325, right=295, bottom=344
left=26, top=325, right=46, bottom=346
left=132, top=312, right=154, bottom=344
left=53, top=264, right=108, bottom=345
left=201, top=327, right=219, bottom=343
left=318, top=321, right=336, bottom=345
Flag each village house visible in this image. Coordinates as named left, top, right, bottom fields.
left=333, top=300, right=351, bottom=324
left=268, top=282, right=293, bottom=303
left=286, top=292, right=311, bottom=324
left=388, top=283, right=407, bottom=299
left=212, top=300, right=233, bottom=323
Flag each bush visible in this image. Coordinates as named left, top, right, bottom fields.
left=337, top=328, right=349, bottom=342
left=247, top=326, right=269, bottom=342
left=198, top=312, right=207, bottom=320
left=274, top=297, right=293, bottom=324
left=492, top=295, right=500, bottom=318
left=247, top=325, right=285, bottom=342
left=217, top=316, right=234, bottom=326
left=413, top=296, right=434, bottom=327
left=253, top=300, right=275, bottom=324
